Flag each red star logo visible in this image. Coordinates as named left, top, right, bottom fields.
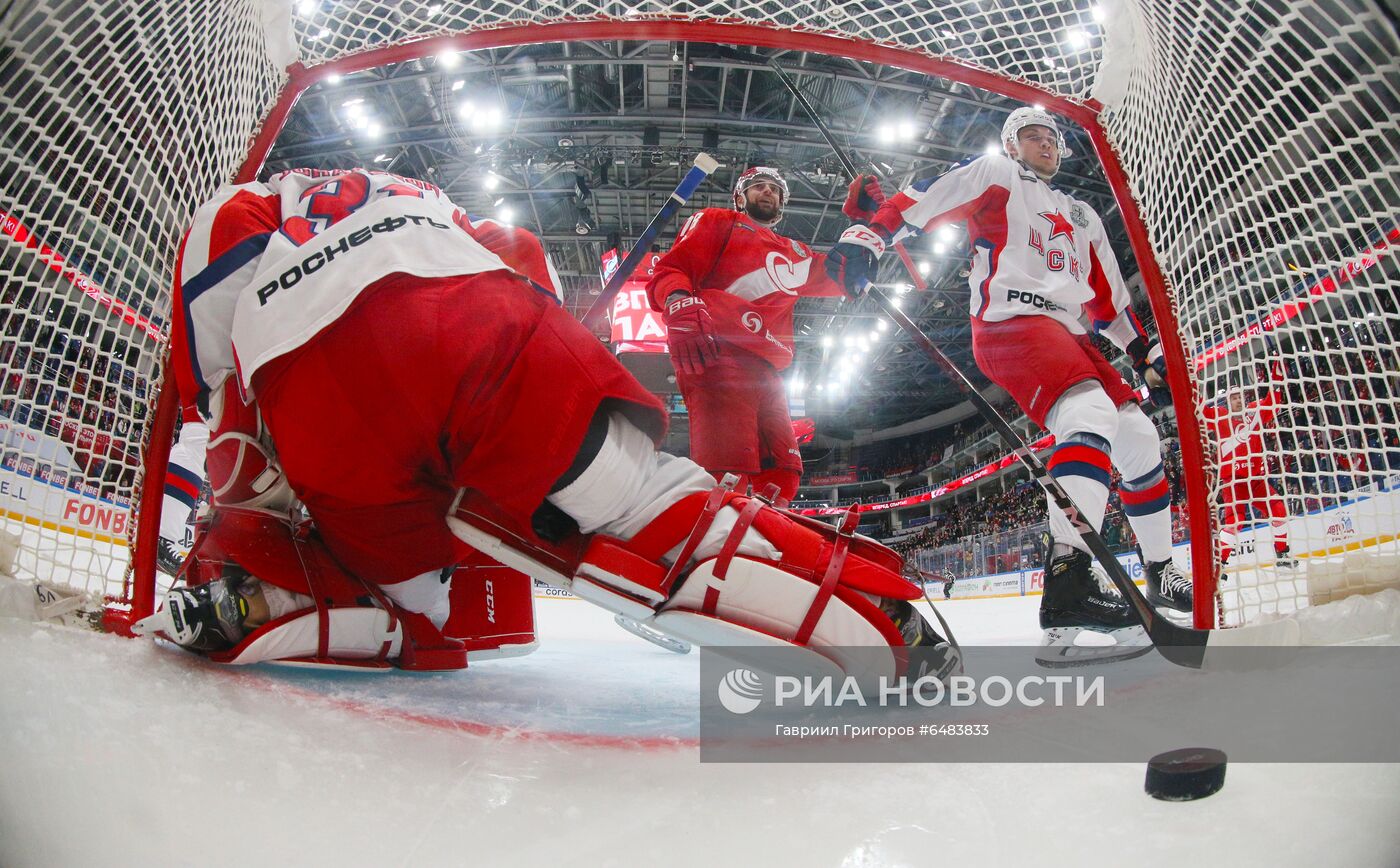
left=1040, top=210, right=1076, bottom=243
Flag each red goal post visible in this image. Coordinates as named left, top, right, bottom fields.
left=1, top=1, right=1395, bottom=636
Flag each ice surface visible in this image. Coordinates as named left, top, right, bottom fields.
left=2, top=594, right=1398, bottom=867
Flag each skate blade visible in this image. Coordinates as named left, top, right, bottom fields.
left=1034, top=625, right=1153, bottom=669
left=614, top=614, right=692, bottom=654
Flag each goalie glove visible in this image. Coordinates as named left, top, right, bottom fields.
left=1127, top=337, right=1171, bottom=406
left=825, top=224, right=887, bottom=299
left=841, top=174, right=887, bottom=222
left=663, top=292, right=720, bottom=375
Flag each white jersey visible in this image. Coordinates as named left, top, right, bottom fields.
left=871, top=153, right=1145, bottom=351
left=172, top=168, right=560, bottom=403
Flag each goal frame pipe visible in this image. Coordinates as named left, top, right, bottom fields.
left=127, top=19, right=1217, bottom=629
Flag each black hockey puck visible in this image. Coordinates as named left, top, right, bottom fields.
left=1145, top=747, right=1227, bottom=801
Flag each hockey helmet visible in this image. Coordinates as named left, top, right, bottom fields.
left=732, top=166, right=788, bottom=226
left=1001, top=107, right=1072, bottom=159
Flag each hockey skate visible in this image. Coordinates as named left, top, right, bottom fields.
left=1145, top=559, right=1193, bottom=619
left=156, top=537, right=186, bottom=577
left=883, top=597, right=962, bottom=683
left=1274, top=546, right=1299, bottom=570
left=1036, top=547, right=1151, bottom=669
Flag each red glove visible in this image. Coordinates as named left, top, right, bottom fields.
left=664, top=293, right=720, bottom=375
left=841, top=174, right=886, bottom=221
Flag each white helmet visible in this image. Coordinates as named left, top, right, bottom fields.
left=1001, top=107, right=1072, bottom=159
left=732, top=166, right=788, bottom=226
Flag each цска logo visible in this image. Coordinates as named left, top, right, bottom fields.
left=718, top=668, right=764, bottom=714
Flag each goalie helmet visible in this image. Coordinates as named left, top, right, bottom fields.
left=732, top=166, right=788, bottom=226
left=1001, top=106, right=1072, bottom=159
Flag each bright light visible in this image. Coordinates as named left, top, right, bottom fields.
left=876, top=319, right=888, bottom=332
left=373, top=153, right=388, bottom=163
left=842, top=335, right=855, bottom=348
left=1043, top=58, right=1059, bottom=70
left=451, top=79, right=465, bottom=92
left=898, top=120, right=918, bottom=140
left=917, top=260, right=930, bottom=276
left=351, top=114, right=369, bottom=130
left=296, top=0, right=316, bottom=14
left=1065, top=29, right=1090, bottom=49
left=869, top=330, right=881, bottom=343
left=820, top=335, right=834, bottom=349
left=316, top=28, right=331, bottom=39
left=1091, top=4, right=1106, bottom=22
left=933, top=241, right=948, bottom=255
left=889, top=295, right=903, bottom=310
left=937, top=225, right=957, bottom=242
left=984, top=141, right=1000, bottom=156
left=457, top=100, right=475, bottom=119
left=896, top=283, right=912, bottom=295
left=438, top=50, right=461, bottom=69
left=471, top=105, right=504, bottom=133
left=428, top=3, right=444, bottom=14
left=365, top=122, right=382, bottom=138
left=325, top=74, right=342, bottom=85
left=497, top=205, right=514, bottom=223
left=483, top=173, right=499, bottom=191
left=876, top=124, right=895, bottom=145
left=788, top=376, right=805, bottom=396
left=473, top=144, right=483, bottom=154
left=342, top=98, right=364, bottom=107
left=1033, top=103, right=1045, bottom=111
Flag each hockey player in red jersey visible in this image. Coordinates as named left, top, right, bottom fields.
left=135, top=167, right=959, bottom=687
left=827, top=107, right=1191, bottom=664
left=1202, top=377, right=1297, bottom=569
left=645, top=167, right=851, bottom=507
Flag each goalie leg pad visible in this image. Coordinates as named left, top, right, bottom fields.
left=474, top=479, right=924, bottom=687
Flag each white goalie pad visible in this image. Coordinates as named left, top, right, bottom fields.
left=135, top=606, right=406, bottom=668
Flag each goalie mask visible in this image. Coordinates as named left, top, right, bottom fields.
left=732, top=166, right=788, bottom=227
left=1001, top=107, right=1071, bottom=180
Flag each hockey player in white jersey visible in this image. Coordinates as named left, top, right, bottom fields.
left=827, top=107, right=1191, bottom=665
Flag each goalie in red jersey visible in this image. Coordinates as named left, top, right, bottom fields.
left=134, top=167, right=959, bottom=687
left=646, top=167, right=869, bottom=507
left=1202, top=363, right=1298, bottom=569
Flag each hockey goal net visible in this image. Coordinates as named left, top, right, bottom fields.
left=1, top=0, right=1396, bottom=634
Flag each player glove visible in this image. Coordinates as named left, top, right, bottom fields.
left=825, top=224, right=888, bottom=299
left=664, top=292, right=720, bottom=375
left=1127, top=338, right=1171, bottom=406
left=841, top=174, right=887, bottom=221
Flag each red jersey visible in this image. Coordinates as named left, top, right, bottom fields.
left=646, top=208, right=845, bottom=370
left=1203, top=390, right=1278, bottom=481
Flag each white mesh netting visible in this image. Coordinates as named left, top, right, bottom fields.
left=1, top=0, right=1396, bottom=627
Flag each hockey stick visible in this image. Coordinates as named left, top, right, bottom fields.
left=772, top=66, right=1299, bottom=667
left=580, top=152, right=721, bottom=331
left=763, top=62, right=930, bottom=289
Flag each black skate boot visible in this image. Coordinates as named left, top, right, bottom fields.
left=156, top=537, right=185, bottom=577
left=133, top=575, right=258, bottom=653
left=1145, top=559, right=1193, bottom=616
left=1036, top=546, right=1150, bottom=668
left=1274, top=546, right=1299, bottom=569
left=882, top=597, right=962, bottom=683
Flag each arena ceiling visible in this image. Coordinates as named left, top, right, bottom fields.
left=262, top=40, right=1141, bottom=440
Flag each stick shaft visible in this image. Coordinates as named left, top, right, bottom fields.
left=580, top=153, right=719, bottom=330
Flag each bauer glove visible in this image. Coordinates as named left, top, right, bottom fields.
left=1127, top=338, right=1171, bottom=406
left=825, top=224, right=888, bottom=299
left=841, top=174, right=887, bottom=222
left=663, top=292, right=720, bottom=375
